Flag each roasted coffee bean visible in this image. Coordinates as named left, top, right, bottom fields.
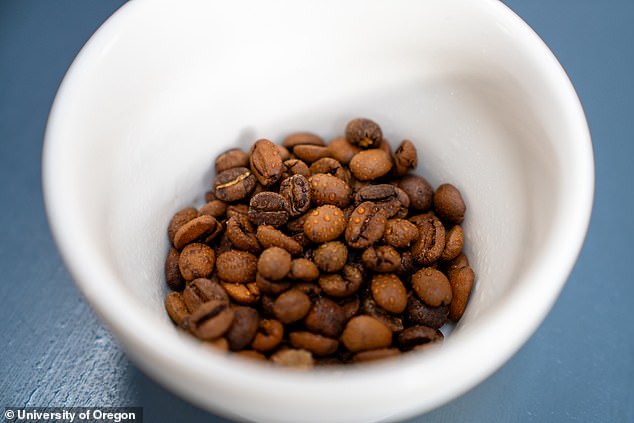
left=383, top=218, right=419, bottom=248
left=226, top=204, right=249, bottom=220
left=448, top=265, right=475, bottom=321
left=165, top=292, right=190, bottom=327
left=215, top=148, right=249, bottom=173
left=258, top=247, right=292, bottom=281
left=204, top=337, right=230, bottom=352
left=174, top=215, right=221, bottom=250
left=279, top=175, right=311, bottom=217
left=286, top=213, right=309, bottom=234
left=270, top=349, right=314, bottom=369
left=168, top=207, right=198, bottom=245
left=183, top=277, right=229, bottom=313
left=397, top=325, right=443, bottom=350
left=304, top=297, right=346, bottom=338
left=221, top=282, right=260, bottom=305
left=354, top=184, right=401, bottom=218
left=288, top=258, right=319, bottom=281
left=396, top=251, right=415, bottom=280
left=282, top=159, right=311, bottom=178
left=289, top=332, right=338, bottom=356
left=393, top=140, right=417, bottom=177
left=412, top=268, right=452, bottom=307
left=294, top=282, right=322, bottom=298
left=327, top=137, right=361, bottom=164
left=345, top=202, right=388, bottom=249
left=214, top=167, right=257, bottom=202
left=277, top=145, right=291, bottom=161
left=252, top=319, right=284, bottom=352
left=370, top=274, right=407, bottom=313
left=250, top=139, right=283, bottom=186
left=341, top=316, right=392, bottom=352
left=345, top=118, right=382, bottom=148
left=293, top=144, right=330, bottom=163
left=309, top=173, right=351, bottom=208
left=248, top=192, right=289, bottom=227
left=165, top=247, right=185, bottom=291
left=256, top=225, right=302, bottom=255
left=441, top=225, right=464, bottom=261
left=398, top=175, right=433, bottom=211
left=313, top=241, right=348, bottom=273
left=235, top=350, right=267, bottom=361
left=362, top=246, right=401, bottom=273
left=205, top=190, right=217, bottom=202
left=443, top=253, right=470, bottom=276
left=199, top=200, right=227, bottom=218
left=282, top=132, right=326, bottom=149
left=319, top=264, right=363, bottom=298
left=310, top=158, right=349, bottom=182
left=434, top=183, right=466, bottom=224
left=225, top=216, right=261, bottom=253
left=393, top=187, right=411, bottom=218
left=361, top=294, right=404, bottom=333
left=216, top=250, right=257, bottom=283
left=340, top=296, right=361, bottom=321
left=411, top=214, right=446, bottom=265
left=273, top=289, right=312, bottom=324
left=178, top=243, right=215, bottom=281
left=349, top=150, right=393, bottom=181
left=226, top=306, right=260, bottom=351
left=255, top=273, right=291, bottom=295
left=405, top=292, right=449, bottom=329
left=377, top=139, right=394, bottom=161
left=352, top=348, right=401, bottom=363
left=303, top=205, right=347, bottom=243
left=189, top=300, right=235, bottom=340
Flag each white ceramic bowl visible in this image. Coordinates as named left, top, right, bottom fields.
left=43, top=0, right=593, bottom=421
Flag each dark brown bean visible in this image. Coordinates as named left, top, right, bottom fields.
left=183, top=277, right=229, bottom=313
left=310, top=158, right=349, bottom=182
left=225, top=216, right=261, bottom=253
left=383, top=219, right=419, bottom=248
left=396, top=251, right=415, bottom=280
left=308, top=173, right=351, bottom=208
left=216, top=250, right=257, bottom=283
left=349, top=150, right=393, bottom=181
left=165, top=247, right=185, bottom=291
left=256, top=225, right=302, bottom=255
left=273, top=289, right=312, bottom=324
left=221, top=282, right=260, bottom=305
left=370, top=274, right=407, bottom=313
left=345, top=118, right=383, bottom=148
left=282, top=159, right=311, bottom=178
left=412, top=268, right=452, bottom=307
left=189, top=300, right=235, bottom=340
left=294, top=282, right=322, bottom=298
left=214, top=167, right=257, bottom=202
left=397, top=325, right=443, bottom=350
left=288, top=258, right=320, bottom=281
left=277, top=145, right=291, bottom=161
left=434, top=183, right=466, bottom=225
left=340, top=316, right=392, bottom=352
left=178, top=243, right=215, bottom=281
left=248, top=192, right=289, bottom=227
left=282, top=132, right=325, bottom=149
left=304, top=297, right=346, bottom=338
left=258, top=247, right=292, bottom=281
left=226, top=306, right=260, bottom=351
left=318, top=264, right=363, bottom=298
left=345, top=202, right=387, bottom=249
left=340, top=296, right=361, bottom=321
left=279, top=175, right=311, bottom=217
left=449, top=265, right=475, bottom=322
left=354, top=184, right=402, bottom=218
left=393, top=140, right=417, bottom=176
left=313, top=241, right=348, bottom=273
left=362, top=246, right=401, bottom=273
left=270, top=349, right=314, bottom=369
left=398, top=175, right=433, bottom=211
left=215, top=148, right=249, bottom=173
left=361, top=294, right=404, bottom=333
left=199, top=200, right=227, bottom=218
left=352, top=348, right=401, bottom=363
left=250, top=139, right=283, bottom=186
left=226, top=204, right=249, bottom=220
left=173, top=215, right=221, bottom=250
left=293, top=144, right=330, bottom=163
left=443, top=253, right=470, bottom=276
left=327, top=137, right=361, bottom=164
left=441, top=225, right=464, bottom=261
left=303, top=205, right=347, bottom=243
left=411, top=214, right=446, bottom=265
left=405, top=292, right=449, bottom=329
left=165, top=292, right=190, bottom=327
left=252, top=319, right=284, bottom=352
left=289, top=332, right=338, bottom=356
left=168, top=207, right=198, bottom=245
left=255, top=273, right=291, bottom=295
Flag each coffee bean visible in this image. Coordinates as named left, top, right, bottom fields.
left=205, top=190, right=217, bottom=202
left=248, top=192, right=289, bottom=227
left=171, top=214, right=218, bottom=255
left=199, top=200, right=227, bottom=218
left=397, top=325, right=443, bottom=350
left=308, top=173, right=351, bottom=208
left=279, top=175, right=311, bottom=217
left=256, top=225, right=302, bottom=255
left=178, top=243, right=215, bottom=281
left=398, top=175, right=433, bottom=211
left=370, top=274, right=407, bottom=313
left=405, top=292, right=449, bottom=329
left=434, top=183, right=466, bottom=224
left=354, top=184, right=401, bottom=218
left=303, top=205, right=347, bottom=243
left=377, top=139, right=394, bottom=162
left=293, top=144, right=330, bottom=163
left=383, top=219, right=419, bottom=248
left=345, top=118, right=382, bottom=148
left=352, top=348, right=401, bottom=363
left=443, top=252, right=470, bottom=276
left=310, top=158, right=349, bottom=182
left=282, top=159, right=311, bottom=178
left=189, top=300, right=235, bottom=340
left=214, top=167, right=257, bottom=202
left=282, top=132, right=326, bottom=149
left=349, top=150, right=393, bottom=181
left=204, top=337, right=229, bottom=352
left=396, top=251, right=415, bottom=280
left=225, top=216, right=261, bottom=253
left=412, top=268, right=452, bottom=307
left=250, top=139, right=283, bottom=186
left=226, top=204, right=249, bottom=220
left=313, top=241, right=348, bottom=273
left=277, top=145, right=291, bottom=161
left=258, top=247, right=292, bottom=281
left=304, top=297, right=346, bottom=338
left=270, top=349, right=314, bottom=369
left=362, top=246, right=401, bottom=273
left=448, top=265, right=475, bottom=321
left=393, top=140, right=417, bottom=177
left=411, top=214, right=446, bottom=265
left=340, top=296, right=361, bottom=320
left=183, top=277, right=229, bottom=313
left=226, top=306, right=260, bottom=351
left=289, top=331, right=338, bottom=356
left=273, top=289, right=312, bottom=324
left=327, top=137, right=361, bottom=164
left=165, top=247, right=185, bottom=291
left=168, top=207, right=198, bottom=245
left=345, top=202, right=387, bottom=249
left=221, top=282, right=260, bottom=305
left=252, top=319, right=284, bottom=352
left=255, top=273, right=291, bottom=295
left=441, top=225, right=464, bottom=261
left=165, top=292, right=190, bottom=327
left=341, top=315, right=392, bottom=352
left=286, top=213, right=309, bottom=234
left=294, top=282, right=322, bottom=298
left=288, top=258, right=319, bottom=281
left=235, top=350, right=267, bottom=361
left=216, top=250, right=257, bottom=283
left=215, top=148, right=249, bottom=173
left=361, top=293, right=404, bottom=332
left=319, top=264, right=364, bottom=298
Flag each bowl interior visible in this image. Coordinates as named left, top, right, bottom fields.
left=44, top=0, right=592, bottom=421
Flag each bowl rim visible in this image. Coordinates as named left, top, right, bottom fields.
left=42, top=0, right=594, bottom=420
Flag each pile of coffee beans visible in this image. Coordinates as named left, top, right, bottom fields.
left=164, top=118, right=475, bottom=368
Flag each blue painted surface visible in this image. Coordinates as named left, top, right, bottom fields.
left=0, top=1, right=632, bottom=422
